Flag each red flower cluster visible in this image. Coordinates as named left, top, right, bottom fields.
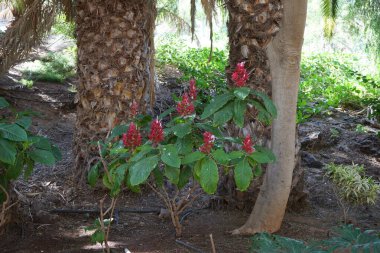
left=199, top=132, right=215, bottom=154
left=231, top=62, right=249, bottom=87
left=242, top=134, right=255, bottom=154
left=189, top=79, right=197, bottom=101
left=130, top=100, right=139, bottom=118
left=149, top=118, right=164, bottom=146
left=122, top=122, right=142, bottom=149
left=177, top=93, right=194, bottom=116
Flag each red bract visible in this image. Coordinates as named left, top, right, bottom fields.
left=176, top=93, right=195, bottom=116
left=122, top=122, right=142, bottom=149
left=199, top=132, right=215, bottom=154
left=130, top=100, right=139, bottom=118
left=231, top=62, right=249, bottom=87
left=242, top=134, right=255, bottom=154
left=149, top=118, right=164, bottom=145
left=189, top=79, right=197, bottom=101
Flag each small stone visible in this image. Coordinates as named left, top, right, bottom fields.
left=301, top=152, right=323, bottom=168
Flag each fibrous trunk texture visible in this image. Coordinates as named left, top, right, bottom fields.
left=74, top=0, right=156, bottom=181
left=220, top=0, right=283, bottom=208
left=232, top=0, right=308, bottom=235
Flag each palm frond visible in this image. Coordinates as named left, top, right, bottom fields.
left=321, top=0, right=339, bottom=40
left=200, top=0, right=216, bottom=61
left=157, top=6, right=200, bottom=45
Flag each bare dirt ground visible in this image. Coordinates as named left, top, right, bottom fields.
left=0, top=72, right=379, bottom=252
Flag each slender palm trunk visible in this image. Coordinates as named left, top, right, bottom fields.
left=232, top=0, right=308, bottom=235
left=74, top=0, right=156, bottom=181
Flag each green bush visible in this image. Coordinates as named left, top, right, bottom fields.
left=0, top=97, right=61, bottom=204
left=250, top=225, right=380, bottom=253
left=326, top=163, right=379, bottom=205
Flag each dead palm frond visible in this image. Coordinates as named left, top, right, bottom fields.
left=321, top=0, right=339, bottom=40
left=0, top=0, right=74, bottom=75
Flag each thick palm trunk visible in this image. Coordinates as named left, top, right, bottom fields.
left=74, top=0, right=156, bottom=181
left=232, top=0, right=308, bottom=235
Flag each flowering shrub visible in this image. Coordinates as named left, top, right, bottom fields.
left=87, top=62, right=277, bottom=241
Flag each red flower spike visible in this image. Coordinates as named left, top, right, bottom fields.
left=199, top=132, right=215, bottom=154
left=242, top=134, right=255, bottom=154
left=189, top=79, right=197, bottom=101
left=232, top=62, right=249, bottom=87
left=177, top=93, right=195, bottom=116
left=123, top=122, right=142, bottom=149
left=130, top=100, right=139, bottom=118
left=149, top=118, right=164, bottom=145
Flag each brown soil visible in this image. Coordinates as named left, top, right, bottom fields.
left=0, top=74, right=379, bottom=253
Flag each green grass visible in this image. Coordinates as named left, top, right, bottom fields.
left=20, top=47, right=76, bottom=85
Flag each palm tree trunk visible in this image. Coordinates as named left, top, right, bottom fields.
left=74, top=0, right=156, bottom=181
left=232, top=0, right=308, bottom=235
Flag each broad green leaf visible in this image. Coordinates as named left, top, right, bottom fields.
left=24, top=158, right=35, bottom=179
left=233, top=100, right=246, bottom=128
left=213, top=102, right=234, bottom=126
left=6, top=153, right=24, bottom=180
left=102, top=173, right=112, bottom=189
left=107, top=124, right=128, bottom=140
left=29, top=149, right=56, bottom=165
left=164, top=166, right=180, bottom=185
left=251, top=90, right=277, bottom=118
left=130, top=145, right=153, bottom=162
left=158, top=107, right=176, bottom=120
left=182, top=151, right=205, bottom=165
left=201, top=93, right=234, bottom=119
left=199, top=157, right=219, bottom=194
left=211, top=149, right=230, bottom=165
left=29, top=136, right=52, bottom=151
left=234, top=87, right=251, bottom=100
left=110, top=164, right=127, bottom=197
left=0, top=97, right=9, bottom=109
left=178, top=167, right=193, bottom=189
left=172, top=123, right=192, bottom=138
left=161, top=144, right=181, bottom=168
left=228, top=151, right=244, bottom=160
left=175, top=136, right=193, bottom=155
left=51, top=145, right=62, bottom=161
left=125, top=172, right=141, bottom=193
left=0, top=123, right=27, bottom=142
left=195, top=123, right=224, bottom=137
left=15, top=117, right=32, bottom=129
left=250, top=146, right=276, bottom=164
left=193, top=159, right=203, bottom=182
left=152, top=168, right=164, bottom=187
left=91, top=230, right=105, bottom=244
left=234, top=159, right=253, bottom=191
left=129, top=156, right=159, bottom=185
left=0, top=139, right=16, bottom=165
left=88, top=162, right=100, bottom=187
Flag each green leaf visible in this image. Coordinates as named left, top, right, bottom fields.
left=178, top=167, right=193, bottom=189
left=24, top=158, right=35, bottom=179
left=152, top=168, right=164, bottom=187
left=228, top=151, right=244, bottom=160
left=0, top=123, right=28, bottom=142
left=213, top=102, right=234, bottom=126
left=172, top=123, right=192, bottom=138
left=129, top=156, right=159, bottom=186
left=211, top=149, right=230, bottom=165
left=90, top=230, right=105, bottom=244
left=6, top=153, right=24, bottom=180
left=29, top=136, right=52, bottom=151
left=250, top=146, right=276, bottom=164
left=108, top=124, right=128, bottom=140
left=158, top=107, right=176, bottom=120
left=130, top=145, right=153, bottom=162
left=110, top=164, right=127, bottom=197
left=175, top=136, right=194, bottom=155
left=193, top=159, right=203, bottom=182
left=234, top=159, right=253, bottom=191
left=201, top=93, right=234, bottom=119
left=251, top=90, right=277, bottom=118
left=182, top=151, right=205, bottom=165
left=0, top=139, right=16, bottom=165
left=234, top=87, right=251, bottom=100
left=51, top=145, right=62, bottom=161
left=88, top=162, right=100, bottom=187
left=164, top=166, right=180, bottom=185
left=199, top=157, right=219, bottom=194
left=29, top=149, right=56, bottom=165
left=161, top=144, right=181, bottom=168
left=0, top=97, right=10, bottom=109
left=195, top=123, right=224, bottom=137
left=15, top=117, right=32, bottom=129
left=233, top=100, right=246, bottom=128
